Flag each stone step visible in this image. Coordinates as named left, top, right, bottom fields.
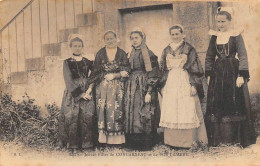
left=59, top=12, right=101, bottom=43
left=59, top=28, right=79, bottom=43
left=42, top=43, right=61, bottom=57
left=76, top=13, right=98, bottom=27
left=25, top=57, right=45, bottom=71
left=6, top=11, right=105, bottom=87
left=11, top=71, right=28, bottom=84
left=1, top=83, right=12, bottom=95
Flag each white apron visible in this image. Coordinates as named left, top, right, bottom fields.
left=159, top=53, right=200, bottom=129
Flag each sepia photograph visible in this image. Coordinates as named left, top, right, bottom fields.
left=0, top=0, right=259, bottom=165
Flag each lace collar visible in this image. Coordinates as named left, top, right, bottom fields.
left=209, top=29, right=243, bottom=44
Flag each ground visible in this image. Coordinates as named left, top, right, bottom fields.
left=0, top=138, right=260, bottom=166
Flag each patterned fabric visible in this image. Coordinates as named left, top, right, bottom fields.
left=58, top=57, right=97, bottom=149
left=96, top=78, right=125, bottom=136
left=93, top=47, right=130, bottom=144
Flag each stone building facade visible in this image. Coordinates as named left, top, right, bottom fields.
left=0, top=0, right=259, bottom=111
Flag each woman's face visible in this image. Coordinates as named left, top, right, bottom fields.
left=170, top=29, right=184, bottom=43
left=104, top=33, right=117, bottom=48
left=216, top=15, right=231, bottom=32
left=130, top=33, right=143, bottom=47
left=71, top=41, right=83, bottom=55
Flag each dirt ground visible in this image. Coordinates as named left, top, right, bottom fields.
left=0, top=137, right=260, bottom=166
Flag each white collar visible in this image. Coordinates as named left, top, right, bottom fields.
left=169, top=40, right=184, bottom=51
left=209, top=29, right=243, bottom=44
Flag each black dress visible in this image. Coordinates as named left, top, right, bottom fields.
left=58, top=57, right=98, bottom=149
left=205, top=34, right=256, bottom=147
left=124, top=47, right=161, bottom=151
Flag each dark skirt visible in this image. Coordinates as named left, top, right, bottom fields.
left=58, top=90, right=98, bottom=149
left=125, top=71, right=161, bottom=150
left=205, top=57, right=256, bottom=147
left=125, top=133, right=158, bottom=151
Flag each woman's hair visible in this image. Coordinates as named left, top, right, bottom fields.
left=169, top=25, right=184, bottom=34
left=217, top=11, right=232, bottom=21
left=130, top=31, right=144, bottom=39
left=69, top=37, right=84, bottom=47
left=104, top=31, right=117, bottom=39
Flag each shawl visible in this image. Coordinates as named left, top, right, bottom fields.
left=129, top=27, right=152, bottom=72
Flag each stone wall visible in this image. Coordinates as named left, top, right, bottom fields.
left=1, top=1, right=221, bottom=113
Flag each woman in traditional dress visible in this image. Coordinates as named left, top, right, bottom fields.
left=159, top=24, right=208, bottom=150
left=93, top=31, right=130, bottom=147
left=58, top=34, right=98, bottom=152
left=125, top=27, right=161, bottom=151
left=205, top=9, right=256, bottom=147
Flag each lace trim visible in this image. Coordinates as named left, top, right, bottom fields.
left=99, top=130, right=124, bottom=136
left=208, top=29, right=243, bottom=37
left=159, top=121, right=200, bottom=129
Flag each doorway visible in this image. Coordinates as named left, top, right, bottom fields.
left=119, top=4, right=174, bottom=59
